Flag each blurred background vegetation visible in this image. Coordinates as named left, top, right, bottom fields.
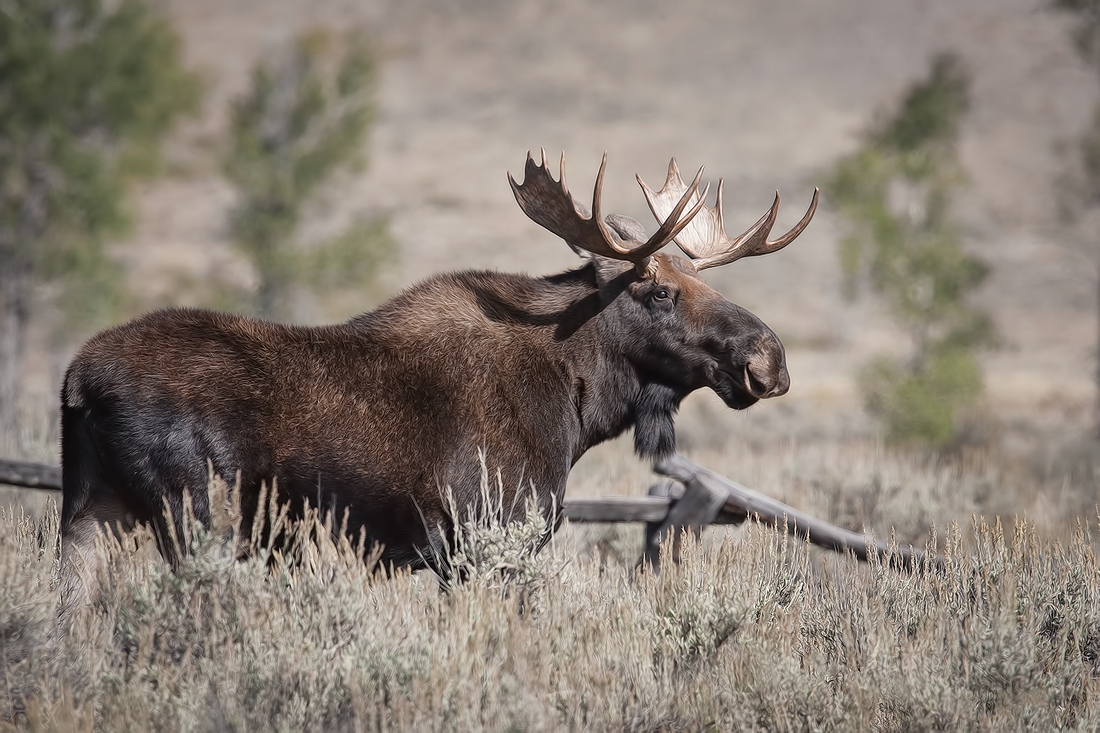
left=223, top=28, right=391, bottom=321
left=0, top=1, right=392, bottom=447
left=825, top=54, right=996, bottom=446
left=1054, top=0, right=1100, bottom=438
left=0, top=0, right=1095, bottom=463
left=3, top=1, right=1100, bottom=726
left=0, top=0, right=200, bottom=434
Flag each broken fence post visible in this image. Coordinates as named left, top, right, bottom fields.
left=639, top=474, right=728, bottom=573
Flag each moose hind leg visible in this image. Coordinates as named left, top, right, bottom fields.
left=59, top=404, right=143, bottom=617
left=58, top=495, right=138, bottom=615
left=97, top=402, right=227, bottom=566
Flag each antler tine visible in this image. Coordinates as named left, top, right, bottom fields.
left=639, top=158, right=723, bottom=262
left=634, top=165, right=709, bottom=261
left=703, top=188, right=820, bottom=268
left=509, top=150, right=707, bottom=275
left=639, top=158, right=819, bottom=271
left=588, top=151, right=706, bottom=263
left=588, top=152, right=642, bottom=258
left=699, top=190, right=782, bottom=269
left=762, top=187, right=819, bottom=249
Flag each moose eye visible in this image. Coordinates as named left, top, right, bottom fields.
left=651, top=288, right=672, bottom=303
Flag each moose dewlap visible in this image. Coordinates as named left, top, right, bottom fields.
left=58, top=150, right=817, bottom=604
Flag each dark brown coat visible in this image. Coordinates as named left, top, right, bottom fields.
left=61, top=253, right=783, bottom=570
left=60, top=152, right=812, bottom=599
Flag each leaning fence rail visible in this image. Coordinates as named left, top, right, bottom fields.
left=0, top=455, right=940, bottom=572
left=0, top=458, right=61, bottom=492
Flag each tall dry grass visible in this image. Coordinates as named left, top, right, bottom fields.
left=3, top=438, right=1100, bottom=732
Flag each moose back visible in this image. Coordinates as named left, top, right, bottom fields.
left=59, top=151, right=817, bottom=599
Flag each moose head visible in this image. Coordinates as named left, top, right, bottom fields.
left=508, top=150, right=818, bottom=455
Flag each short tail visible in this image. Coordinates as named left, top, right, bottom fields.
left=59, top=372, right=107, bottom=530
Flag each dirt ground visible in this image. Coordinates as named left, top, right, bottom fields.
left=17, top=0, right=1100, bottom=447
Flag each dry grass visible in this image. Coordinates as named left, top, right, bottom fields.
left=3, top=433, right=1100, bottom=731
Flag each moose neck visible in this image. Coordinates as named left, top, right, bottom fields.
left=544, top=262, right=685, bottom=462
left=357, top=263, right=685, bottom=465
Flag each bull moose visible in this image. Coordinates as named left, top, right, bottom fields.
left=59, top=150, right=817, bottom=600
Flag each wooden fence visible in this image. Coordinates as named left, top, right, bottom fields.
left=0, top=454, right=939, bottom=572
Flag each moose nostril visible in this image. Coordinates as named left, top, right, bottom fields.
left=743, top=364, right=771, bottom=398
left=744, top=334, right=789, bottom=399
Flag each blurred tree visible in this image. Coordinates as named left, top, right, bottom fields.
left=825, top=54, right=995, bottom=445
left=224, top=30, right=392, bottom=321
left=1050, top=0, right=1100, bottom=436
left=0, top=0, right=200, bottom=431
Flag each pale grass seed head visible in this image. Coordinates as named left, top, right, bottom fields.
left=4, top=447, right=1100, bottom=730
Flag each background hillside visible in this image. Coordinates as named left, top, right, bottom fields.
left=9, top=0, right=1100, bottom=461
left=8, top=5, right=1100, bottom=726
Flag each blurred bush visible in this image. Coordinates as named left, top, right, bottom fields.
left=0, top=0, right=200, bottom=431
left=224, top=29, right=393, bottom=321
left=825, top=54, right=996, bottom=446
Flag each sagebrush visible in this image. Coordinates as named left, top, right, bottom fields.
left=4, top=452, right=1100, bottom=731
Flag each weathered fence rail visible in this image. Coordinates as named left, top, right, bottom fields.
left=651, top=453, right=940, bottom=572
left=0, top=455, right=940, bottom=572
left=0, top=458, right=61, bottom=492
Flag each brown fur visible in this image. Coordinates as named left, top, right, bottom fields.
left=59, top=251, right=790, bottom=600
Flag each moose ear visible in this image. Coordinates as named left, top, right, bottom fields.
left=565, top=213, right=647, bottom=261
left=590, top=252, right=638, bottom=286
left=604, top=214, right=648, bottom=243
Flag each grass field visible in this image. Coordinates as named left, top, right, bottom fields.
left=1, top=1, right=1096, bottom=726
left=3, top=401, right=1100, bottom=731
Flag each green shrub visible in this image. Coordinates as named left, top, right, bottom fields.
left=863, top=345, right=984, bottom=444
left=826, top=53, right=995, bottom=447
left=224, top=29, right=392, bottom=320
left=0, top=0, right=200, bottom=431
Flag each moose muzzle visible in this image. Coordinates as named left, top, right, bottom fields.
left=744, top=333, right=790, bottom=399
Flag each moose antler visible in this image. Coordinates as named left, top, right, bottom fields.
left=638, top=159, right=819, bottom=271
left=509, top=150, right=708, bottom=276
